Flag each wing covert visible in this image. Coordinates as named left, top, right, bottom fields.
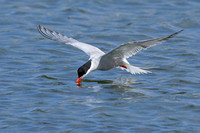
left=103, top=30, right=183, bottom=59
left=37, top=25, right=105, bottom=58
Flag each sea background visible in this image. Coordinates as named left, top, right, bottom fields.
left=0, top=0, right=200, bottom=132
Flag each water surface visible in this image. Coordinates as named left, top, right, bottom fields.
left=0, top=0, right=200, bottom=132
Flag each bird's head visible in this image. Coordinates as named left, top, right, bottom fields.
left=76, top=60, right=92, bottom=84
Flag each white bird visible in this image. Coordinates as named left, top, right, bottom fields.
left=37, top=25, right=183, bottom=84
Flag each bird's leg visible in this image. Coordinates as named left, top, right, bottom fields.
left=120, top=65, right=127, bottom=69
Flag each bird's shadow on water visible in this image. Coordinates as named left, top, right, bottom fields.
left=82, top=79, right=114, bottom=84
left=76, top=79, right=113, bottom=87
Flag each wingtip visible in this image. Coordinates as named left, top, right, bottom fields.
left=37, top=24, right=42, bottom=31
left=176, top=29, right=184, bottom=34
left=37, top=24, right=51, bottom=39
left=172, top=29, right=184, bottom=36
left=161, top=29, right=183, bottom=41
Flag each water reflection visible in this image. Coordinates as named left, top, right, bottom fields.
left=81, top=77, right=151, bottom=102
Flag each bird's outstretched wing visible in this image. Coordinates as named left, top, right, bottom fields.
left=37, top=25, right=105, bottom=59
left=103, top=30, right=183, bottom=59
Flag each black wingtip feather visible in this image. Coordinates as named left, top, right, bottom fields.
left=158, top=29, right=183, bottom=41
left=37, top=24, right=54, bottom=40
left=169, top=29, right=184, bottom=38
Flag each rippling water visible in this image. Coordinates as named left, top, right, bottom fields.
left=1, top=0, right=200, bottom=132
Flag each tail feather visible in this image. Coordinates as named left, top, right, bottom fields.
left=124, top=64, right=151, bottom=74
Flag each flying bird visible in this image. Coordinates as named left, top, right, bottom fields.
left=37, top=25, right=183, bottom=84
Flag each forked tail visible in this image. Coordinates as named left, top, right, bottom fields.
left=123, top=64, right=151, bottom=74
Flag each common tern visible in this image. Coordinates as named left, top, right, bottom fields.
left=37, top=25, right=183, bottom=84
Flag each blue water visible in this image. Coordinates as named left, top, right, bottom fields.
left=1, top=0, right=200, bottom=132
